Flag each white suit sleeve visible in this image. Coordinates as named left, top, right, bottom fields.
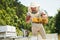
left=40, top=10, right=46, bottom=14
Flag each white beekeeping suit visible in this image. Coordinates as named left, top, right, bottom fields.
left=26, top=2, right=48, bottom=39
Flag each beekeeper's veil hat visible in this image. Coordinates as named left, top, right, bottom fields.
left=30, top=2, right=40, bottom=7
left=28, top=2, right=40, bottom=12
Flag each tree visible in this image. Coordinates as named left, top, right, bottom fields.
left=55, top=9, right=60, bottom=34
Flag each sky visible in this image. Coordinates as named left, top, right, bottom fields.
left=18, top=0, right=60, bottom=16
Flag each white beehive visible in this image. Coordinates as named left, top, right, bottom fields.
left=0, top=25, right=17, bottom=38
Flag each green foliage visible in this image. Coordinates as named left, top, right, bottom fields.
left=44, top=16, right=56, bottom=33
left=0, top=0, right=28, bottom=35
left=16, top=27, right=23, bottom=36
left=55, top=9, right=60, bottom=34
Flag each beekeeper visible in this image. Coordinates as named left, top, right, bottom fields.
left=26, top=2, right=48, bottom=39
